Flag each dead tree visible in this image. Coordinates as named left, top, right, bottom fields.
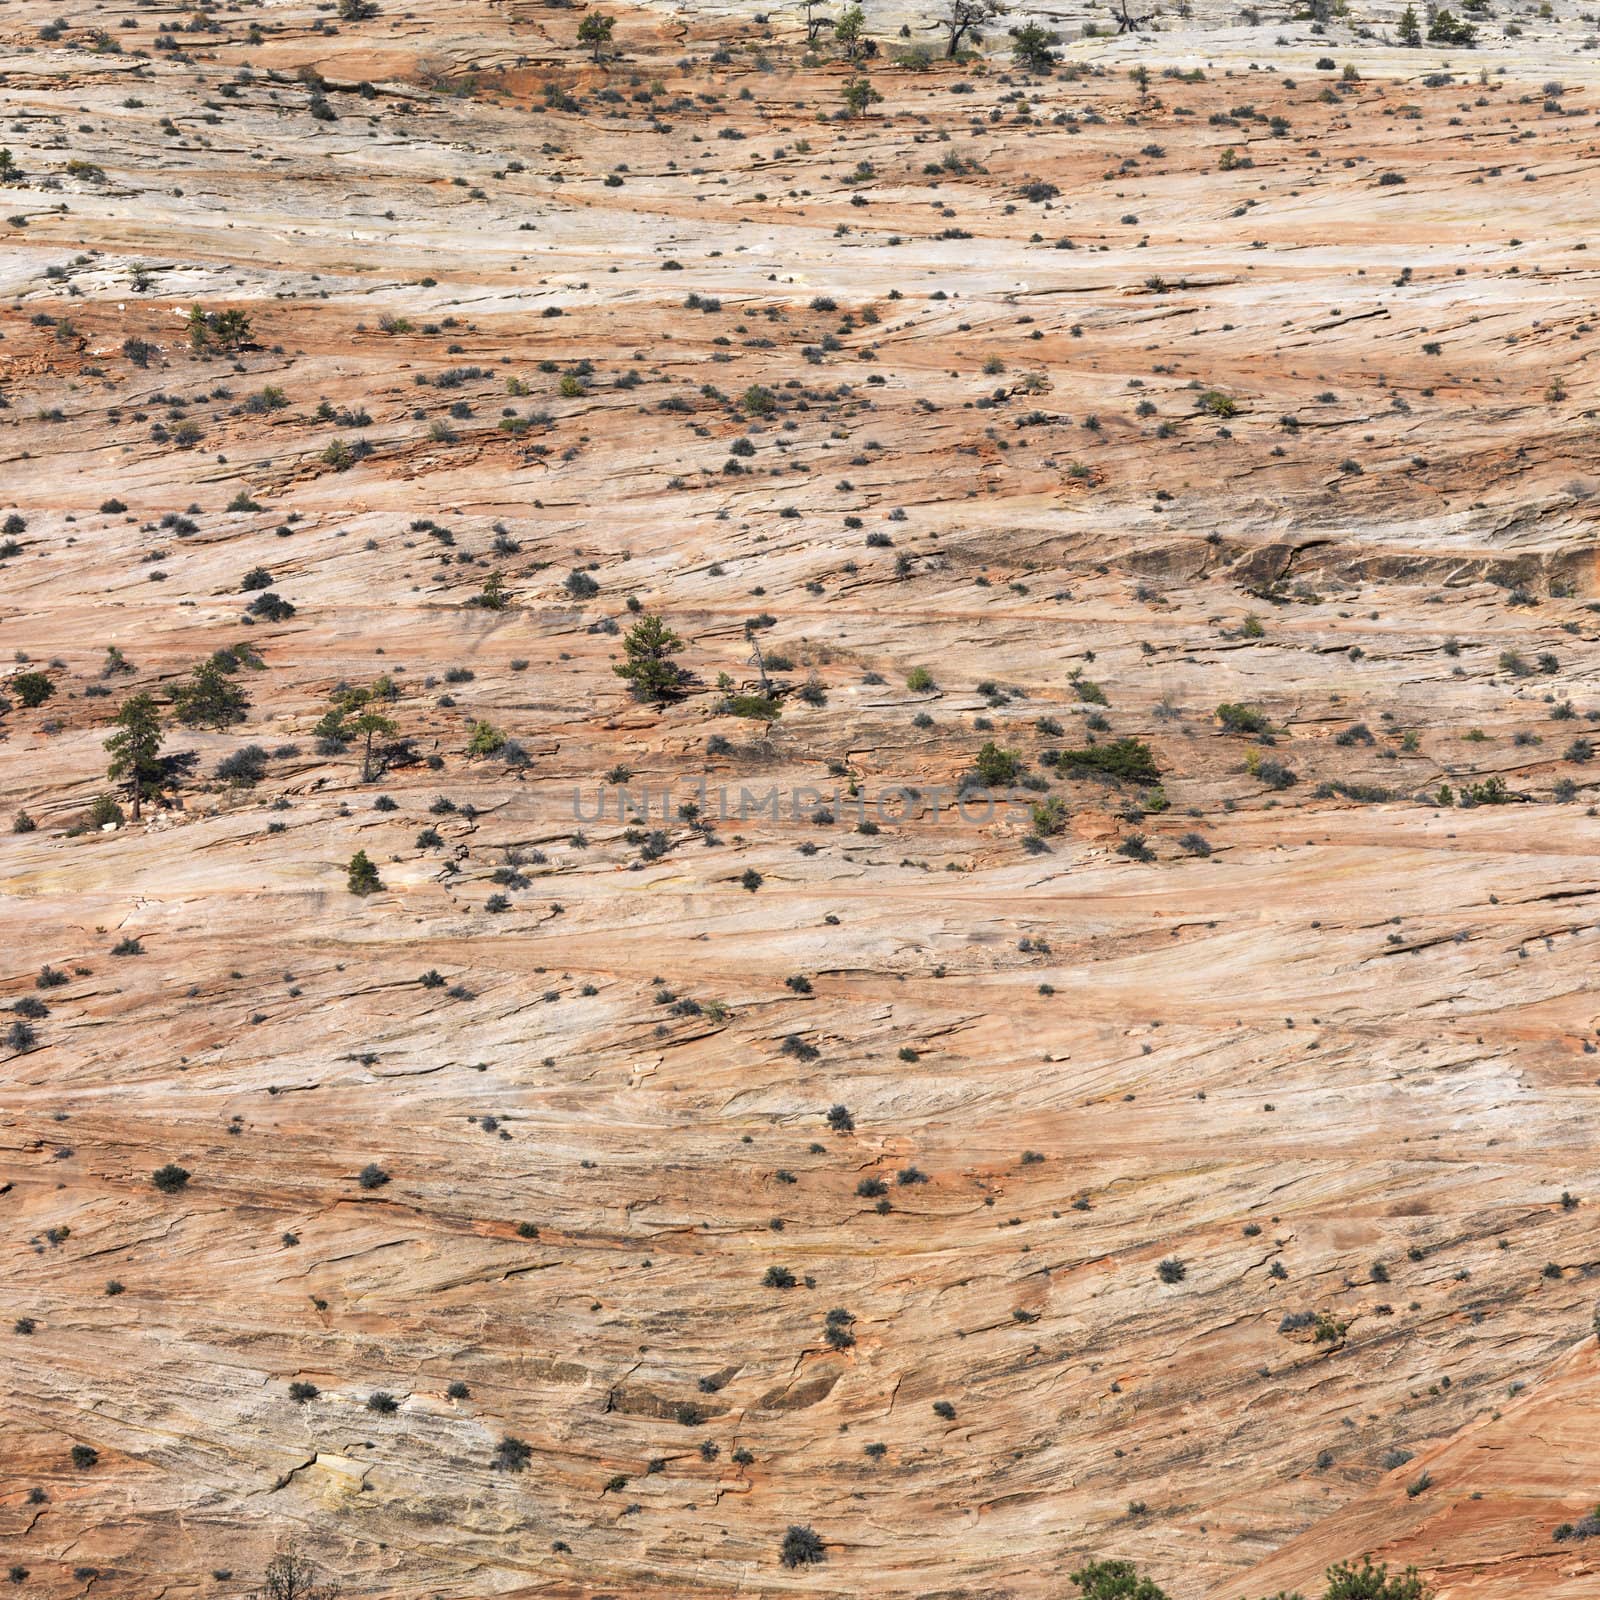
left=942, top=0, right=1004, bottom=56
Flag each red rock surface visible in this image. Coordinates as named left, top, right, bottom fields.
left=3, top=3, right=1599, bottom=1597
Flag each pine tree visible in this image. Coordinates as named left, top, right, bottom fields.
left=577, top=11, right=615, bottom=60
left=187, top=305, right=253, bottom=353
left=171, top=656, right=249, bottom=729
left=614, top=614, right=686, bottom=702
left=1398, top=4, right=1422, bottom=43
left=834, top=4, right=867, bottom=59
left=1069, top=1561, right=1171, bottom=1600
left=471, top=570, right=510, bottom=610
left=842, top=75, right=883, bottom=117
left=347, top=850, right=382, bottom=896
left=315, top=680, right=397, bottom=779
left=1322, top=1557, right=1432, bottom=1600
left=1011, top=22, right=1057, bottom=70
left=104, top=693, right=163, bottom=821
left=352, top=707, right=397, bottom=783
left=1425, top=6, right=1476, bottom=42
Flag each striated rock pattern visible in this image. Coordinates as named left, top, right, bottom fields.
left=2, top=2, right=1599, bottom=1598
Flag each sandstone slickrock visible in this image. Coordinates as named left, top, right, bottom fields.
left=2, top=3, right=1599, bottom=1598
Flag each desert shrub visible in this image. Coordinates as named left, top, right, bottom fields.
left=9, top=670, right=54, bottom=708
left=1031, top=797, right=1068, bottom=835
left=1216, top=702, right=1270, bottom=735
left=1056, top=739, right=1159, bottom=783
left=779, top=1526, right=825, bottom=1568
left=1460, top=776, right=1514, bottom=806
left=250, top=1550, right=341, bottom=1600
left=151, top=1163, right=191, bottom=1192
left=1554, top=1512, right=1600, bottom=1542
left=216, top=745, right=269, bottom=786
left=247, top=591, right=295, bottom=622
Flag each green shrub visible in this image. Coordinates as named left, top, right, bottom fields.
left=9, top=671, right=53, bottom=708
left=722, top=692, right=780, bottom=720
left=972, top=741, right=1021, bottom=786
left=1216, top=702, right=1270, bottom=735
left=88, top=794, right=125, bottom=828
left=1056, top=739, right=1159, bottom=783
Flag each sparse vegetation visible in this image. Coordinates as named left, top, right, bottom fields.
left=0, top=19, right=1584, bottom=1599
